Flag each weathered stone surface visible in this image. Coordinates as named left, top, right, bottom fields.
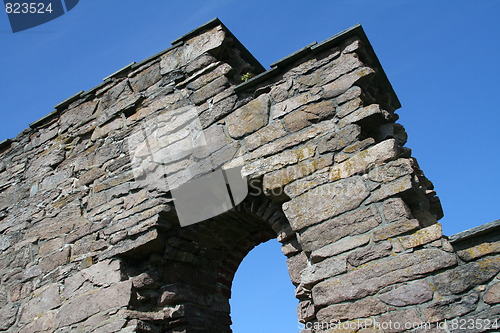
left=40, top=246, right=70, bottom=273
left=56, top=280, right=132, bottom=328
left=284, top=176, right=370, bottom=231
left=372, top=219, right=421, bottom=242
left=286, top=252, right=308, bottom=286
left=311, top=234, right=370, bottom=263
left=336, top=97, right=363, bottom=118
left=366, top=175, right=414, bottom=204
left=242, top=145, right=316, bottom=178
left=301, top=256, right=347, bottom=286
left=433, top=257, right=500, bottom=296
left=379, top=280, right=433, bottom=307
left=317, top=297, right=387, bottom=322
left=347, top=241, right=392, bottom=267
left=423, top=293, right=479, bottom=323
left=312, top=249, right=457, bottom=305
left=297, top=300, right=315, bottom=322
left=271, top=92, right=321, bottom=119
left=283, top=100, right=336, bottom=132
left=382, top=198, right=412, bottom=223
left=160, top=25, right=225, bottom=74
left=368, top=158, right=414, bottom=183
left=457, top=241, right=500, bottom=261
left=329, top=139, right=399, bottom=181
left=375, top=310, right=424, bottom=333
left=300, top=206, right=381, bottom=252
left=1, top=20, right=495, bottom=333
left=318, top=123, right=361, bottom=154
left=129, top=62, right=162, bottom=92
left=398, top=223, right=442, bottom=249
left=20, top=284, right=61, bottom=323
left=226, top=94, right=270, bottom=139
left=484, top=282, right=500, bottom=304
left=59, top=100, right=99, bottom=132
left=243, top=121, right=287, bottom=151
left=263, top=155, right=333, bottom=195
left=323, top=67, right=375, bottom=99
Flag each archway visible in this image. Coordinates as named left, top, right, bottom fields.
left=230, top=239, right=298, bottom=333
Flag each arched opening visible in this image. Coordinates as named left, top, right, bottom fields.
left=230, top=239, right=298, bottom=333
left=120, top=193, right=302, bottom=332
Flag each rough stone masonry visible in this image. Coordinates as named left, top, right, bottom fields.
left=0, top=18, right=499, bottom=333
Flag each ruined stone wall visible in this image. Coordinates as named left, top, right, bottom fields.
left=0, top=19, right=498, bottom=333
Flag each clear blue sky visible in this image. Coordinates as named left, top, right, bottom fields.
left=1, top=1, right=499, bottom=332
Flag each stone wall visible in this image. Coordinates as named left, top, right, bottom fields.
left=0, top=18, right=498, bottom=332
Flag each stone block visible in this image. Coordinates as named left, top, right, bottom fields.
left=59, top=100, right=98, bottom=132
left=433, top=257, right=500, bottom=296
left=378, top=280, right=433, bottom=307
left=284, top=176, right=370, bottom=231
left=40, top=246, right=70, bottom=273
left=226, top=94, right=270, bottom=139
left=375, top=310, right=424, bottom=333
left=373, top=219, right=420, bottom=242
left=366, top=175, right=414, bottom=204
left=20, top=284, right=61, bottom=323
left=336, top=97, right=363, bottom=118
left=242, top=145, right=316, bottom=178
left=312, top=249, right=456, bottom=305
left=300, top=256, right=347, bottom=286
left=56, top=280, right=132, bottom=328
left=397, top=223, right=442, bottom=249
left=311, top=234, right=370, bottom=263
left=382, top=198, right=412, bottom=223
left=160, top=25, right=225, bottom=74
left=283, top=100, right=336, bottom=132
left=335, top=86, right=362, bottom=105
left=423, top=293, right=479, bottom=323
left=484, top=282, right=500, bottom=304
left=270, top=92, right=321, bottom=119
left=243, top=121, right=287, bottom=151
left=299, top=206, right=381, bottom=252
left=338, top=103, right=384, bottom=128
left=317, top=297, right=387, bottom=322
left=263, top=155, right=333, bottom=195
left=286, top=252, right=308, bottom=286
left=457, top=241, right=500, bottom=261
left=317, top=124, right=361, bottom=154
left=329, top=139, right=399, bottom=181
left=368, top=158, right=414, bottom=183
left=129, top=62, right=162, bottom=92
left=322, top=67, right=375, bottom=99
left=297, top=300, right=315, bottom=322
left=190, top=75, right=229, bottom=105
left=347, top=241, right=392, bottom=267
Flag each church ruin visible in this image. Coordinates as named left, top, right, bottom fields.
left=0, top=18, right=499, bottom=332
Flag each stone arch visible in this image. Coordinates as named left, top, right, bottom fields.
left=114, top=192, right=296, bottom=332
left=1, top=18, right=499, bottom=333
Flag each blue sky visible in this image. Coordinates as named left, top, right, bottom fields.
left=1, top=1, right=499, bottom=332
